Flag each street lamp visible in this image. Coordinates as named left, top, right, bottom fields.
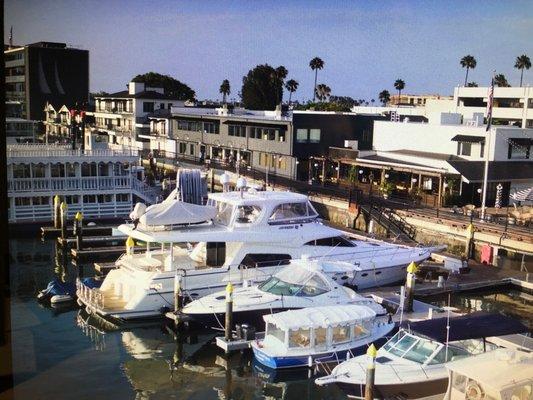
left=384, top=173, right=390, bottom=179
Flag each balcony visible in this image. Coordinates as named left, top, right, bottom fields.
left=6, top=75, right=25, bottom=84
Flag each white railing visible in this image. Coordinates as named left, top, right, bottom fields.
left=77, top=279, right=105, bottom=309
left=8, top=176, right=133, bottom=193
left=11, top=202, right=133, bottom=223
left=132, top=177, right=160, bottom=204
left=7, top=144, right=138, bottom=158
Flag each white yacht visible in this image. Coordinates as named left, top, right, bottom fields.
left=315, top=312, right=529, bottom=399
left=77, top=188, right=437, bottom=321
left=181, top=259, right=388, bottom=330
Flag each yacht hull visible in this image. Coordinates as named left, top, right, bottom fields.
left=336, top=378, right=448, bottom=399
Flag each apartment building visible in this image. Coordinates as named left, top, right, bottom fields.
left=89, top=81, right=185, bottom=150
left=389, top=93, right=452, bottom=106
left=5, top=41, right=89, bottom=120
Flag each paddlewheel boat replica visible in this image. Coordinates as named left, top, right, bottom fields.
left=77, top=186, right=439, bottom=321
left=315, top=312, right=529, bottom=399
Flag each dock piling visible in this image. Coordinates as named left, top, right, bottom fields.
left=465, top=223, right=475, bottom=259
left=60, top=202, right=68, bottom=240
left=174, top=272, right=184, bottom=329
left=126, top=236, right=134, bottom=255
left=225, top=282, right=233, bottom=343
left=405, top=261, right=418, bottom=312
left=53, top=195, right=61, bottom=229
left=364, top=344, right=377, bottom=400
left=74, top=212, right=83, bottom=251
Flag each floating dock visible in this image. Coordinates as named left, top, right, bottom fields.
left=41, top=225, right=116, bottom=239
left=58, top=235, right=127, bottom=248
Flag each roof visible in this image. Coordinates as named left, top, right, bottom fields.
left=448, top=160, right=533, bottom=182
left=263, top=304, right=376, bottom=330
left=451, top=134, right=486, bottom=143
left=401, top=312, right=528, bottom=343
left=97, top=90, right=183, bottom=100
left=388, top=149, right=464, bottom=161
left=171, top=106, right=292, bottom=123
left=446, top=348, right=533, bottom=391
left=207, top=190, right=308, bottom=205
left=358, top=154, right=431, bottom=168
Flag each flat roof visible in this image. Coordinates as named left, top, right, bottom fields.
left=448, top=160, right=533, bottom=182
left=208, top=190, right=308, bottom=205
left=171, top=107, right=292, bottom=123
left=97, top=90, right=183, bottom=101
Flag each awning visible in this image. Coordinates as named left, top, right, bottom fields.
left=451, top=134, right=486, bottom=143
left=448, top=160, right=533, bottom=182
left=401, top=312, right=528, bottom=342
left=264, top=304, right=376, bottom=330
left=222, top=120, right=287, bottom=130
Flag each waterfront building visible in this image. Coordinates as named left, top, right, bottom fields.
left=43, top=103, right=71, bottom=143
left=389, top=93, right=452, bottom=106
left=4, top=41, right=89, bottom=120
left=5, top=117, right=39, bottom=144
left=6, top=134, right=157, bottom=223
left=88, top=81, right=185, bottom=151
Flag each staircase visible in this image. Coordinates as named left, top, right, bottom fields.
left=132, top=177, right=161, bottom=205
left=362, top=204, right=418, bottom=243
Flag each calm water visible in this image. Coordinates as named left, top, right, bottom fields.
left=8, top=237, right=533, bottom=399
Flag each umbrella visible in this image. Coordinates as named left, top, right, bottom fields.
left=494, top=183, right=503, bottom=208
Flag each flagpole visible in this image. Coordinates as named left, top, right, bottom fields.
left=480, top=73, right=495, bottom=220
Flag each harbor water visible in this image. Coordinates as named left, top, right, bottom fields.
left=8, top=236, right=533, bottom=399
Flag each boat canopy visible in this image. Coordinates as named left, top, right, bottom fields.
left=401, top=312, right=528, bottom=343
left=263, top=304, right=376, bottom=331
left=139, top=201, right=217, bottom=226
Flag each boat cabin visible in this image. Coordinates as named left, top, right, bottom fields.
left=261, top=305, right=376, bottom=355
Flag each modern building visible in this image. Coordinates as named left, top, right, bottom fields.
left=5, top=118, right=39, bottom=144
left=88, top=81, right=185, bottom=150
left=6, top=134, right=157, bottom=223
left=389, top=93, right=452, bottom=106
left=5, top=41, right=89, bottom=120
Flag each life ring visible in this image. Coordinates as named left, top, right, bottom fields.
left=465, top=382, right=484, bottom=400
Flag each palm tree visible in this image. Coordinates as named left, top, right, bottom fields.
left=394, top=79, right=405, bottom=102
left=219, top=79, right=230, bottom=104
left=271, top=66, right=288, bottom=105
left=309, top=57, right=324, bottom=102
left=494, top=73, right=510, bottom=87
left=514, top=54, right=531, bottom=87
left=285, top=79, right=299, bottom=105
left=378, top=90, right=390, bottom=106
left=466, top=82, right=478, bottom=87
left=315, top=84, right=331, bottom=102
left=460, top=55, right=477, bottom=86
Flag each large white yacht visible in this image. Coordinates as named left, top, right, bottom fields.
left=77, top=188, right=438, bottom=321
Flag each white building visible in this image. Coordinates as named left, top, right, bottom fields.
left=7, top=134, right=157, bottom=223
left=6, top=117, right=39, bottom=144
left=88, top=81, right=185, bottom=151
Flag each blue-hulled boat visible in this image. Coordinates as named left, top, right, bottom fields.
left=251, top=304, right=395, bottom=369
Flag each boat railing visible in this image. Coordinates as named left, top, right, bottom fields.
left=76, top=279, right=105, bottom=310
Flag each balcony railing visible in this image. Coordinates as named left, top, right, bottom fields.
left=7, top=144, right=138, bottom=158
left=8, top=176, right=134, bottom=193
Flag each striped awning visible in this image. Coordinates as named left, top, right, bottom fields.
left=509, top=187, right=533, bottom=202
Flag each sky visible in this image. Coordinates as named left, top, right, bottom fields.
left=5, top=0, right=533, bottom=102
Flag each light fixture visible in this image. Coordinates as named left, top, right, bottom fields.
left=295, top=160, right=299, bottom=165
left=314, top=163, right=319, bottom=167
left=412, top=178, right=417, bottom=183
left=335, top=167, right=339, bottom=171
left=385, top=173, right=390, bottom=179
left=477, top=188, right=482, bottom=194
left=359, top=170, right=364, bottom=174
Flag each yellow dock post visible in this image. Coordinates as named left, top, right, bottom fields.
left=364, top=344, right=377, bottom=400
left=53, top=195, right=61, bottom=229
left=60, top=202, right=68, bottom=239
left=405, top=261, right=418, bottom=313
left=225, top=282, right=233, bottom=342
left=74, top=212, right=83, bottom=251
left=126, top=236, right=135, bottom=255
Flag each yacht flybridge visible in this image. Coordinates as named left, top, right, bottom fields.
left=77, top=187, right=438, bottom=321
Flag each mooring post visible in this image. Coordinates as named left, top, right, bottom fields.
left=405, top=261, right=418, bottom=313
left=74, top=212, right=83, bottom=251
left=225, top=282, right=233, bottom=343
left=126, top=236, right=135, bottom=255
left=364, top=344, right=377, bottom=400
left=465, top=223, right=475, bottom=259
left=174, top=272, right=184, bottom=329
left=60, top=202, right=68, bottom=240
left=53, top=195, right=61, bottom=229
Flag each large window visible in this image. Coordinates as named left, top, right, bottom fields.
left=12, top=164, right=30, bottom=179
left=240, top=253, right=291, bottom=268
left=177, top=120, right=200, bottom=131
left=203, top=122, right=219, bottom=134
left=289, top=328, right=311, bottom=348
left=309, top=129, right=321, bottom=143
left=234, top=205, right=262, bottom=224
left=332, top=326, right=350, bottom=344
left=508, top=138, right=531, bottom=159
left=296, top=128, right=308, bottom=143
left=32, top=164, right=46, bottom=178
left=457, top=142, right=472, bottom=156
left=305, top=236, right=355, bottom=247
left=179, top=143, right=187, bottom=154
left=228, top=125, right=246, bottom=137
left=143, top=102, right=154, bottom=113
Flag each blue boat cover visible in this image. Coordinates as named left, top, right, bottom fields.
left=400, top=312, right=529, bottom=342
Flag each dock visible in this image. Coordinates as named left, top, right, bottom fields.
left=41, top=225, right=116, bottom=239
left=94, top=262, right=117, bottom=275
left=71, top=246, right=143, bottom=262
left=58, top=235, right=127, bottom=248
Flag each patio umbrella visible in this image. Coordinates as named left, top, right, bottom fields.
left=509, top=186, right=533, bottom=203
left=494, top=183, right=503, bottom=208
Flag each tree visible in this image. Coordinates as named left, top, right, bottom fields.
left=466, top=82, right=479, bottom=87
left=394, top=79, right=405, bottom=101
left=515, top=54, right=531, bottom=87
left=241, top=64, right=284, bottom=110
left=132, top=72, right=195, bottom=100
left=271, top=66, right=288, bottom=105
left=219, top=79, right=230, bottom=104
left=315, top=83, right=331, bottom=102
left=285, top=79, right=299, bottom=105
left=494, top=73, right=510, bottom=87
left=309, top=57, right=325, bottom=102
left=378, top=90, right=391, bottom=105
left=460, top=55, right=477, bottom=86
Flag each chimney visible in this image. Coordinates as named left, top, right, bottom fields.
left=274, top=104, right=282, bottom=120
left=128, top=81, right=145, bottom=95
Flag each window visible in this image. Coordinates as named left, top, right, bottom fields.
left=66, top=163, right=76, bottom=177
left=332, top=326, right=350, bottom=344
left=240, top=253, right=291, bottom=268
left=353, top=323, right=369, bottom=338
left=81, top=162, right=96, bottom=177
left=12, top=164, right=30, bottom=179
left=457, top=142, right=472, bottom=156
left=314, top=327, right=327, bottom=349
left=51, top=163, right=65, bottom=178
left=305, top=236, right=355, bottom=247
left=116, top=193, right=130, bottom=202
left=32, top=164, right=46, bottom=178
left=15, top=197, right=31, bottom=206
left=289, top=328, right=311, bottom=348
left=508, top=138, right=531, bottom=159
left=296, top=128, right=308, bottom=143
left=189, top=144, right=195, bottom=155
left=269, top=202, right=317, bottom=222
left=309, top=129, right=321, bottom=143
left=214, top=202, right=234, bottom=226
left=177, top=120, right=200, bottom=131
left=203, top=122, right=219, bottom=134
left=83, top=195, right=96, bottom=203
left=97, top=194, right=113, bottom=203
left=228, top=125, right=246, bottom=137
left=279, top=130, right=286, bottom=142
left=235, top=205, right=262, bottom=224
left=160, top=103, right=165, bottom=109
left=264, top=128, right=277, bottom=141
left=179, top=143, right=187, bottom=154
left=143, top=102, right=154, bottom=113
left=266, top=323, right=285, bottom=344
left=32, top=197, right=49, bottom=206
left=65, top=195, right=79, bottom=204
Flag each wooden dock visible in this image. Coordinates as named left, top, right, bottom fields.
left=94, top=262, right=117, bottom=275
left=57, top=235, right=127, bottom=248
left=41, top=225, right=116, bottom=239
left=71, top=246, right=143, bottom=262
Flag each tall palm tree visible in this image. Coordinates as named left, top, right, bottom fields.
left=494, top=73, right=510, bottom=87
left=466, top=82, right=478, bottom=87
left=460, top=55, right=477, bottom=86
left=315, top=84, right=331, bottom=102
left=394, top=79, right=405, bottom=102
left=514, top=54, right=531, bottom=87
left=285, top=79, right=299, bottom=105
left=219, top=79, right=230, bottom=104
left=309, top=57, right=324, bottom=102
left=378, top=90, right=390, bottom=106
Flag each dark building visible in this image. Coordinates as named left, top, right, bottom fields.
left=5, top=42, right=89, bottom=120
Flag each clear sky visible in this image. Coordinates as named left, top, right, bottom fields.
left=5, top=0, right=533, bottom=102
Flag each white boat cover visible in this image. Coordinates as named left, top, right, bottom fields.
left=139, top=201, right=217, bottom=226
left=263, top=304, right=376, bottom=330
left=129, top=202, right=147, bottom=221
left=274, top=260, right=359, bottom=287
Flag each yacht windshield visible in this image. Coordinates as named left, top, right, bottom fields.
left=258, top=275, right=329, bottom=297
left=268, top=201, right=318, bottom=223
left=214, top=202, right=234, bottom=226
left=234, top=205, right=261, bottom=224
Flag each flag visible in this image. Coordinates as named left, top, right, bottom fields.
left=486, top=76, right=494, bottom=132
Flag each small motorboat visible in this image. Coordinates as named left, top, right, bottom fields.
left=443, top=347, right=533, bottom=400
left=37, top=278, right=77, bottom=304
left=181, top=259, right=387, bottom=331
left=251, top=304, right=395, bottom=369
left=315, top=312, right=529, bottom=399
